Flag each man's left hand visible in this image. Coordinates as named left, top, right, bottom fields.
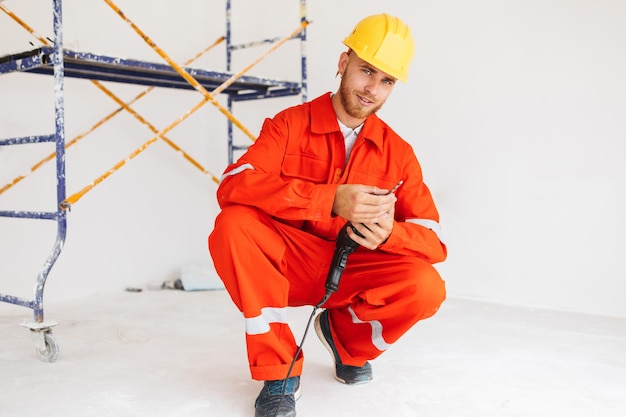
left=346, top=206, right=395, bottom=250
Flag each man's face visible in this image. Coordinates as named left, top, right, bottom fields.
left=337, top=51, right=397, bottom=120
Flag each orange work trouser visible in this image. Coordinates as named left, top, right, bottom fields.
left=209, top=205, right=446, bottom=381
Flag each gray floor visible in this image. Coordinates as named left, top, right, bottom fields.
left=1, top=290, right=625, bottom=417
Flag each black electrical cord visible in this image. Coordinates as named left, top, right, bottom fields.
left=271, top=301, right=322, bottom=417
left=271, top=222, right=363, bottom=417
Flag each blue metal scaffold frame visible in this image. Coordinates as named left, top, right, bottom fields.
left=0, top=0, right=307, bottom=362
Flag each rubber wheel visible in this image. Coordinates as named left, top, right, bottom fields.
left=37, top=331, right=59, bottom=363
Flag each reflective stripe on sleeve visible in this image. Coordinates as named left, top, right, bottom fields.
left=220, top=163, right=254, bottom=181
left=245, top=306, right=289, bottom=335
left=348, top=306, right=391, bottom=352
left=406, top=218, right=445, bottom=244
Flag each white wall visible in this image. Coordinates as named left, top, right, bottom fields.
left=1, top=0, right=625, bottom=318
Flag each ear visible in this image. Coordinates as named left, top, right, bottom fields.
left=336, top=50, right=350, bottom=77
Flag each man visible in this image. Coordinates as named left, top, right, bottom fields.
left=209, top=13, right=447, bottom=417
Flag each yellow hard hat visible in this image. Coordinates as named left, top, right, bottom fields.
left=342, top=13, right=415, bottom=82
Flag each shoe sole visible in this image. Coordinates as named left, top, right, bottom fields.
left=294, top=383, right=302, bottom=401
left=314, top=313, right=341, bottom=383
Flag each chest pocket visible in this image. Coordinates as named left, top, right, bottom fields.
left=281, top=152, right=330, bottom=184
left=346, top=167, right=397, bottom=190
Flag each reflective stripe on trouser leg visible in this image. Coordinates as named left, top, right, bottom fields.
left=323, top=252, right=446, bottom=367
left=347, top=305, right=392, bottom=352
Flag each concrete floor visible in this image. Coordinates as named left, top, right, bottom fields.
left=1, top=290, right=625, bottom=417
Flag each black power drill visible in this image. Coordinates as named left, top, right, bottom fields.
left=317, top=222, right=365, bottom=307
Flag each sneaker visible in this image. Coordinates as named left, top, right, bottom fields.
left=314, top=310, right=373, bottom=385
left=254, top=376, right=301, bottom=417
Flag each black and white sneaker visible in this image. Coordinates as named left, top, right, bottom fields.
left=314, top=310, right=373, bottom=385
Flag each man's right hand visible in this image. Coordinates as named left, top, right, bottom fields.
left=332, top=184, right=397, bottom=224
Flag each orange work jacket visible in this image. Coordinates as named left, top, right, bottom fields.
left=216, top=92, right=446, bottom=264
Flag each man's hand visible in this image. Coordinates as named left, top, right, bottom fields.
left=332, top=184, right=397, bottom=250
left=348, top=214, right=395, bottom=250
left=332, top=184, right=396, bottom=222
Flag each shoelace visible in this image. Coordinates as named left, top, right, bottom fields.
left=267, top=377, right=298, bottom=395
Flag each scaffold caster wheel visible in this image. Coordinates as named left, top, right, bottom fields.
left=36, top=331, right=59, bottom=363
left=21, top=320, right=60, bottom=362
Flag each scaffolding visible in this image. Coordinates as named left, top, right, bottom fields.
left=0, top=0, right=307, bottom=361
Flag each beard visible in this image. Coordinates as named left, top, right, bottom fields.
left=338, top=79, right=383, bottom=119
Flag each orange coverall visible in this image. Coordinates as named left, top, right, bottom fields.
left=209, top=92, right=447, bottom=382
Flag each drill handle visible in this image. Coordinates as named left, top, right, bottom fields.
left=324, top=223, right=363, bottom=294
left=325, top=246, right=353, bottom=293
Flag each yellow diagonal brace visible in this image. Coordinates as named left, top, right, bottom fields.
left=0, top=3, right=49, bottom=45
